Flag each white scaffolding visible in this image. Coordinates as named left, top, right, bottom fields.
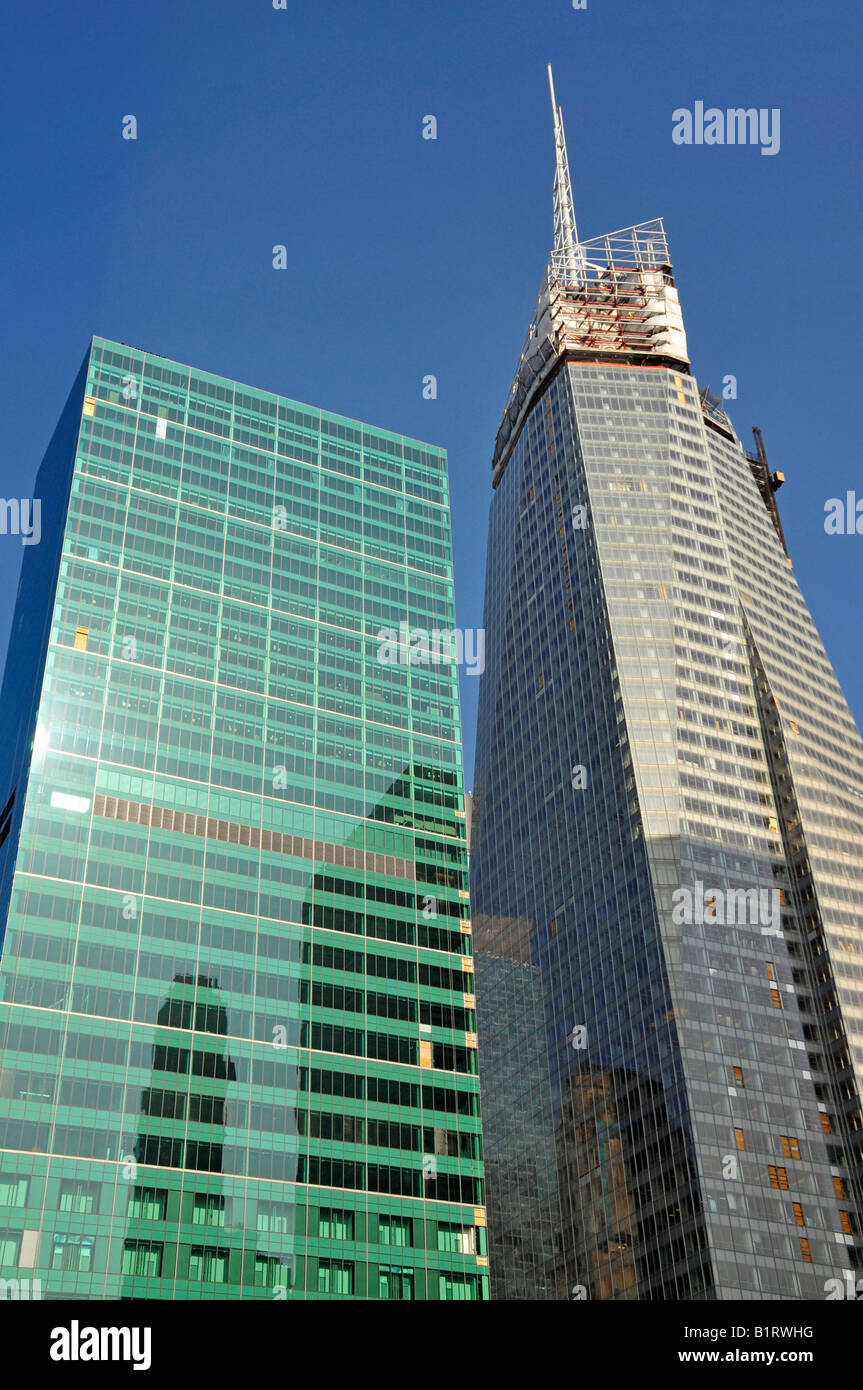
left=492, top=75, right=690, bottom=485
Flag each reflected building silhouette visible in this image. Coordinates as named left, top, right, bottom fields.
left=555, top=1064, right=704, bottom=1300
left=120, top=974, right=296, bottom=1298
left=474, top=914, right=559, bottom=1300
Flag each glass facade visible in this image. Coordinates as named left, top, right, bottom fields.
left=473, top=325, right=863, bottom=1297
left=0, top=337, right=487, bottom=1299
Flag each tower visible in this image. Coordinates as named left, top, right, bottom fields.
left=472, top=70, right=863, bottom=1300
left=0, top=338, right=486, bottom=1299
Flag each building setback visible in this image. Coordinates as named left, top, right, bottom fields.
left=471, top=69, right=863, bottom=1299
left=0, top=337, right=486, bottom=1299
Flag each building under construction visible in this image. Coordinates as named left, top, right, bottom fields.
left=472, top=66, right=863, bottom=1300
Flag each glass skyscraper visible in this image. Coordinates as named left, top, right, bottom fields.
left=0, top=336, right=486, bottom=1299
left=471, top=70, right=863, bottom=1299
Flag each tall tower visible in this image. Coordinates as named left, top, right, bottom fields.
left=0, top=337, right=486, bottom=1299
left=472, top=70, right=863, bottom=1299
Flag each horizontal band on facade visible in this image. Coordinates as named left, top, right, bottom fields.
left=91, top=794, right=415, bottom=881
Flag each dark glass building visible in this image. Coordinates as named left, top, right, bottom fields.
left=471, top=71, right=863, bottom=1299
left=0, top=337, right=486, bottom=1299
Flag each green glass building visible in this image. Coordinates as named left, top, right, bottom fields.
left=0, top=337, right=486, bottom=1300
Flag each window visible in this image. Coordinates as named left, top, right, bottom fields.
left=770, top=988, right=782, bottom=1009
left=378, top=1216, right=412, bottom=1247
left=791, top=1202, right=805, bottom=1227
left=319, top=1208, right=354, bottom=1241
left=768, top=1166, right=789, bottom=1190
left=0, top=1231, right=20, bottom=1265
left=437, top=1223, right=476, bottom=1255
left=59, top=1180, right=99, bottom=1214
left=122, top=1240, right=163, bottom=1278
left=51, top=1234, right=94, bottom=1273
left=257, top=1202, right=291, bottom=1235
left=780, top=1135, right=801, bottom=1160
left=317, top=1258, right=353, bottom=1295
left=765, top=961, right=774, bottom=981
left=188, top=1245, right=228, bottom=1283
left=732, top=1067, right=744, bottom=1087
left=820, top=1112, right=832, bottom=1135
left=734, top=1128, right=746, bottom=1151
left=379, top=1264, right=414, bottom=1300
left=799, top=1237, right=812, bottom=1263
left=73, top=626, right=89, bottom=651
left=128, top=1187, right=167, bottom=1221
left=833, top=1176, right=846, bottom=1200
left=0, top=1176, right=28, bottom=1208
left=840, top=1210, right=853, bottom=1235
left=438, top=1271, right=479, bottom=1301
left=254, top=1254, right=290, bottom=1288
left=193, top=1193, right=225, bottom=1227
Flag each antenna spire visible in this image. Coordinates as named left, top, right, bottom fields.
left=547, top=63, right=582, bottom=284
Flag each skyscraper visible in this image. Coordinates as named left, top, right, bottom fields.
left=0, top=337, right=486, bottom=1299
left=471, top=69, right=863, bottom=1300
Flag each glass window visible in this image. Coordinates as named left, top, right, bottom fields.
left=128, top=1187, right=167, bottom=1221
left=256, top=1202, right=291, bottom=1235
left=59, top=1180, right=99, bottom=1214
left=0, top=1231, right=21, bottom=1265
left=0, top=1177, right=28, bottom=1208
left=254, top=1253, right=290, bottom=1288
left=51, top=1234, right=94, bottom=1273
left=317, top=1258, right=353, bottom=1295
left=378, top=1215, right=411, bottom=1247
left=189, top=1245, right=228, bottom=1282
left=379, top=1264, right=414, bottom=1299
left=193, top=1194, right=226, bottom=1227
left=438, top=1271, right=478, bottom=1301
left=437, top=1223, right=475, bottom=1254
left=319, top=1208, right=354, bottom=1240
left=122, top=1239, right=163, bottom=1278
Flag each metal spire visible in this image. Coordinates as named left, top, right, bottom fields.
left=547, top=63, right=582, bottom=284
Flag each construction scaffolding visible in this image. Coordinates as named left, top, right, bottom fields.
left=493, top=221, right=690, bottom=485
left=492, top=71, right=691, bottom=485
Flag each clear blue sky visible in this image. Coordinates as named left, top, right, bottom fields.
left=2, top=0, right=861, bottom=779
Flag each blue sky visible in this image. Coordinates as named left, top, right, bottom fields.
left=2, top=0, right=861, bottom=779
